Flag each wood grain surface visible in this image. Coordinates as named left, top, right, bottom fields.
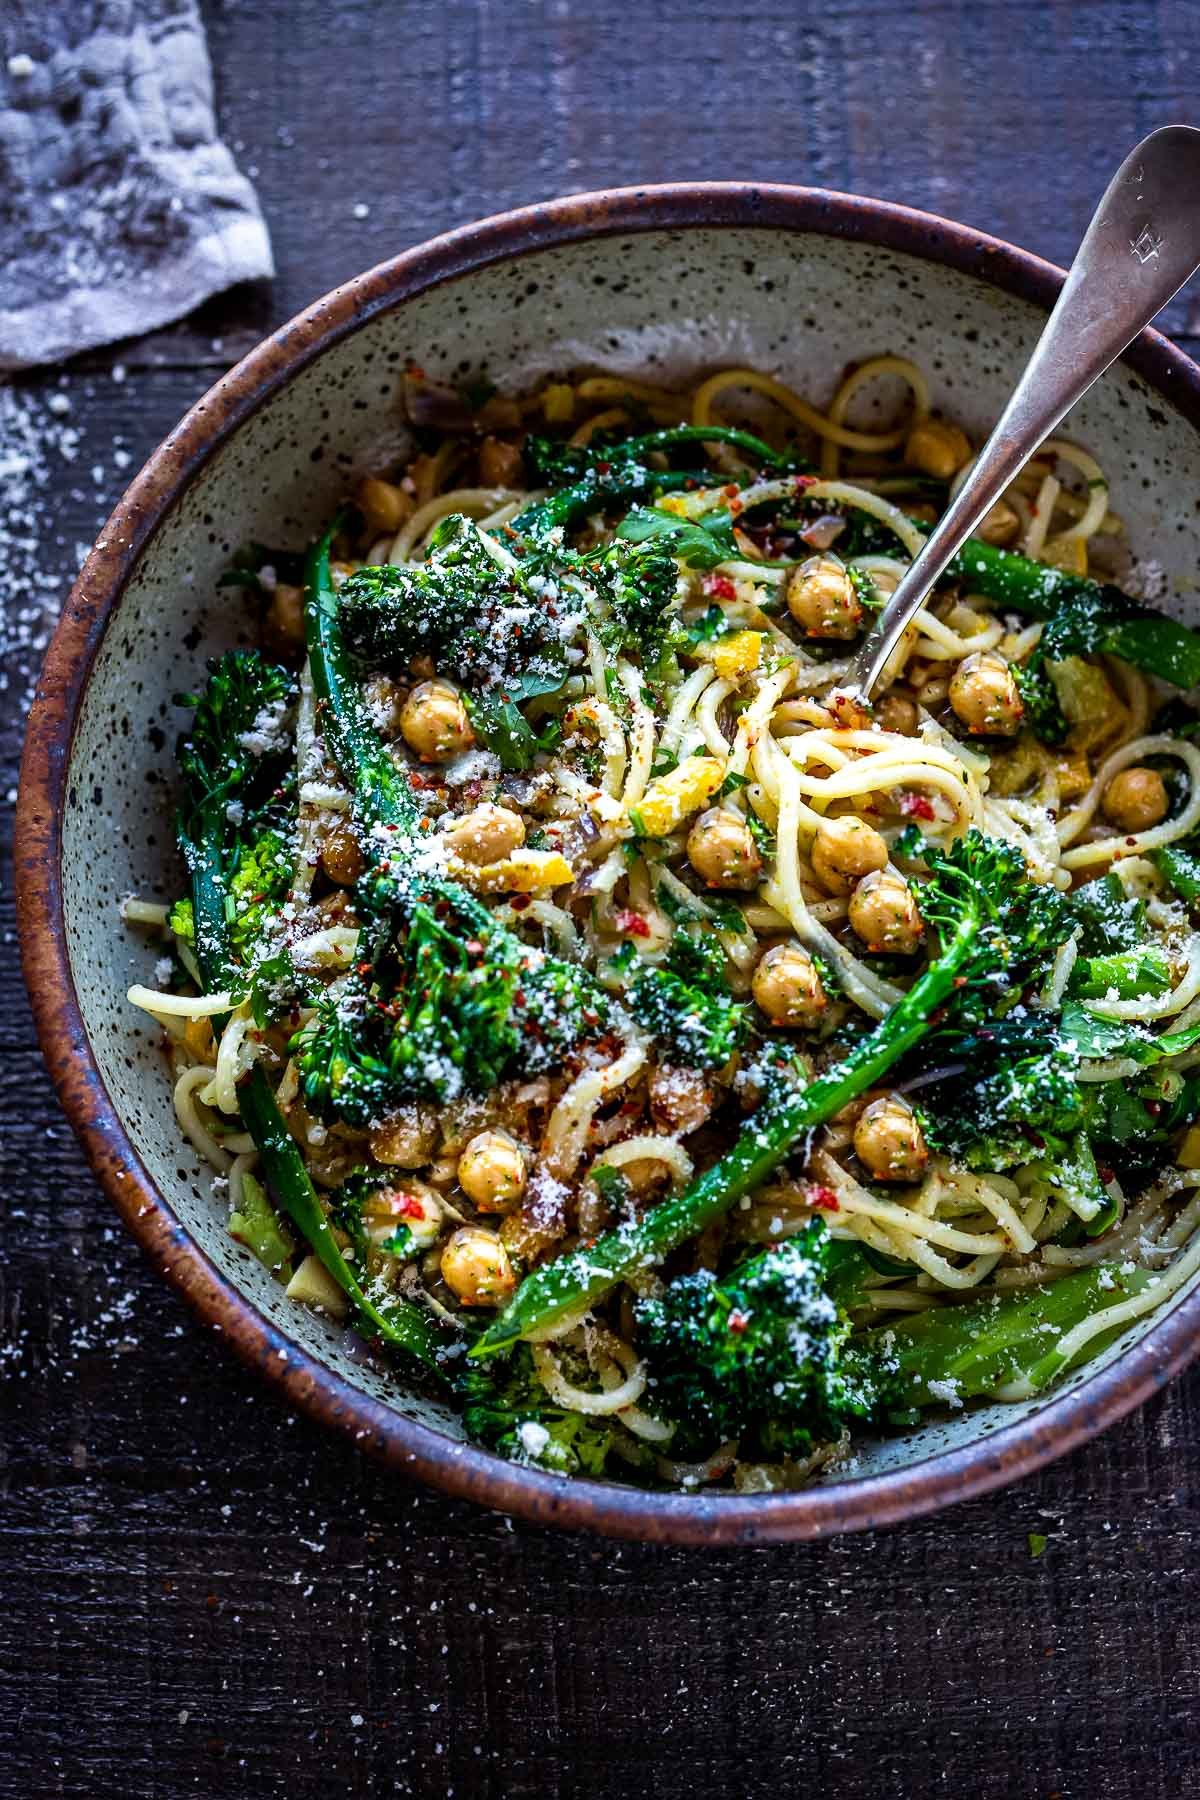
left=4, top=3, right=1200, bottom=1796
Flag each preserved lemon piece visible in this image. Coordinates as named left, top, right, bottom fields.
left=629, top=757, right=725, bottom=837
left=709, top=630, right=763, bottom=680
left=455, top=848, right=574, bottom=893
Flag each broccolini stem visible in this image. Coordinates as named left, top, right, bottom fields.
left=511, top=424, right=791, bottom=539
left=305, top=515, right=419, bottom=833
left=238, top=1067, right=443, bottom=1368
left=946, top=538, right=1200, bottom=689
left=471, top=908, right=981, bottom=1358
left=857, top=1259, right=1156, bottom=1406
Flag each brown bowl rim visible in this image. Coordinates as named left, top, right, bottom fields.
left=17, top=181, right=1200, bottom=1546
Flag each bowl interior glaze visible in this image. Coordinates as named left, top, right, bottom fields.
left=44, top=207, right=1200, bottom=1539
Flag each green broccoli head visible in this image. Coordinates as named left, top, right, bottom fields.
left=292, top=992, right=397, bottom=1129
left=915, top=1010, right=1084, bottom=1171
left=897, top=824, right=1074, bottom=1022
left=636, top=1222, right=876, bottom=1460
left=228, top=828, right=292, bottom=958
left=624, top=927, right=747, bottom=1071
left=173, top=650, right=297, bottom=992
left=459, top=1344, right=614, bottom=1476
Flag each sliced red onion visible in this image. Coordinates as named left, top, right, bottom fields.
left=799, top=513, right=847, bottom=550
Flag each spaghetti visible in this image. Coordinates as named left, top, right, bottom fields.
left=124, top=359, right=1200, bottom=1491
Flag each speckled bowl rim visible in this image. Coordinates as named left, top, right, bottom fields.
left=17, top=182, right=1200, bottom=1545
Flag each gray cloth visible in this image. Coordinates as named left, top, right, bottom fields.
left=0, top=0, right=273, bottom=369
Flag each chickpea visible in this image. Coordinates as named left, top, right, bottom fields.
left=648, top=1064, right=715, bottom=1136
left=363, top=673, right=405, bottom=737
left=320, top=821, right=365, bottom=887
left=948, top=651, right=1024, bottom=736
left=399, top=678, right=475, bottom=761
left=440, top=1227, right=516, bottom=1307
left=355, top=474, right=413, bottom=535
left=1102, top=766, right=1169, bottom=833
left=443, top=803, right=526, bottom=866
left=369, top=1102, right=439, bottom=1170
left=686, top=808, right=763, bottom=889
left=854, top=1095, right=929, bottom=1183
left=751, top=943, right=828, bottom=1028
left=810, top=815, right=888, bottom=895
left=785, top=553, right=864, bottom=640
left=848, top=869, right=924, bottom=955
left=263, top=580, right=305, bottom=655
left=876, top=691, right=919, bottom=736
left=904, top=417, right=972, bottom=481
left=457, top=1128, right=528, bottom=1213
left=976, top=497, right=1021, bottom=546
left=479, top=436, right=524, bottom=487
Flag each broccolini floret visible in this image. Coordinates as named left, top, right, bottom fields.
left=637, top=1223, right=874, bottom=1460
left=458, top=1345, right=615, bottom=1476
left=623, top=927, right=747, bottom=1071
left=174, top=649, right=297, bottom=992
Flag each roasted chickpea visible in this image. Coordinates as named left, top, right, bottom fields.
left=442, top=803, right=526, bottom=865
left=751, top=943, right=828, bottom=1028
left=648, top=1064, right=715, bottom=1136
left=854, top=1095, right=929, bottom=1183
left=320, top=821, right=365, bottom=887
left=1102, top=766, right=1169, bottom=833
left=457, top=1128, right=528, bottom=1213
left=876, top=691, right=919, bottom=736
left=976, top=497, right=1021, bottom=546
left=399, top=678, right=475, bottom=761
left=904, top=417, right=972, bottom=481
left=810, top=815, right=888, bottom=894
left=479, top=435, right=524, bottom=487
left=355, top=475, right=413, bottom=534
left=369, top=1103, right=439, bottom=1170
left=848, top=869, right=924, bottom=954
left=686, top=808, right=763, bottom=889
left=440, top=1227, right=516, bottom=1307
left=263, top=580, right=305, bottom=655
left=363, top=673, right=405, bottom=737
left=948, top=651, right=1024, bottom=736
left=785, top=553, right=863, bottom=640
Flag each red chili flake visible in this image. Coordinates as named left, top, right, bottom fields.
left=702, top=573, right=737, bottom=601
left=357, top=961, right=373, bottom=977
left=596, top=459, right=612, bottom=475
left=728, top=1311, right=749, bottom=1334
left=509, top=893, right=533, bottom=911
left=1146, top=1101, right=1163, bottom=1118
left=722, top=483, right=740, bottom=498
left=614, top=909, right=651, bottom=937
left=807, top=1184, right=840, bottom=1212
left=394, top=1193, right=426, bottom=1220
left=794, top=474, right=816, bottom=493
left=900, top=792, right=936, bottom=822
left=1098, top=1165, right=1115, bottom=1184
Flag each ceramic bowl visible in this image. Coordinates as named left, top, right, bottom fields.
left=19, top=185, right=1200, bottom=1544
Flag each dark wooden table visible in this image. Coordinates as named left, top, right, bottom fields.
left=4, top=4, right=1200, bottom=1796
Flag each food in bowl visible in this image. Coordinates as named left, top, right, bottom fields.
left=123, top=358, right=1200, bottom=1493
